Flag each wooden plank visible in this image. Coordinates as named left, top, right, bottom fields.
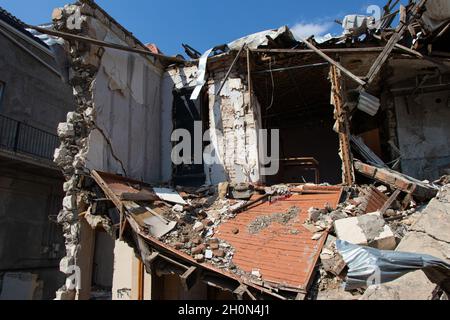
left=330, top=65, right=355, bottom=185
left=299, top=37, right=366, bottom=86
left=180, top=266, right=198, bottom=291
left=233, top=284, right=247, bottom=300
left=380, top=189, right=402, bottom=215
left=91, top=170, right=122, bottom=209
left=251, top=47, right=387, bottom=54
left=372, top=34, right=423, bottom=58
left=354, top=160, right=438, bottom=200
left=364, top=0, right=429, bottom=86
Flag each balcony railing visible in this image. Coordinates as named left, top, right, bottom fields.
left=0, top=114, right=59, bottom=161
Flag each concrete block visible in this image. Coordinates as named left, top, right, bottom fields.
left=67, top=112, right=83, bottom=124
left=63, top=195, right=76, bottom=211
left=58, top=123, right=75, bottom=138
left=334, top=212, right=396, bottom=250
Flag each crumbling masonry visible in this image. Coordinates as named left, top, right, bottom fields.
left=53, top=3, right=103, bottom=299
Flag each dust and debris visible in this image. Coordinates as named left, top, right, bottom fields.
left=247, top=206, right=300, bottom=234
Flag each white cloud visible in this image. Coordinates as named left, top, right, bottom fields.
left=291, top=22, right=333, bottom=40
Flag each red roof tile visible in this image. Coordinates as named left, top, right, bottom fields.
left=215, top=189, right=343, bottom=292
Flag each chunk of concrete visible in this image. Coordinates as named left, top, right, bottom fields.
left=360, top=271, right=436, bottom=300
left=334, top=212, right=396, bottom=250
left=58, top=122, right=75, bottom=138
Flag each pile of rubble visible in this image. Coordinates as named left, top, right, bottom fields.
left=157, top=183, right=300, bottom=279
left=309, top=177, right=450, bottom=300
left=84, top=166, right=449, bottom=300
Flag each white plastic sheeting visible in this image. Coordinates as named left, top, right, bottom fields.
left=336, top=240, right=450, bottom=291
left=190, top=48, right=213, bottom=100
left=190, top=26, right=295, bottom=101
left=228, top=26, right=294, bottom=50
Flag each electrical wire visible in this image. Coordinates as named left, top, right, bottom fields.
left=266, top=58, right=275, bottom=111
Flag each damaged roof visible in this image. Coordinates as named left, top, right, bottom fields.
left=0, top=6, right=49, bottom=48
left=216, top=188, right=343, bottom=293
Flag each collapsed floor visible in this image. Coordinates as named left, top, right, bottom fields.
left=75, top=166, right=449, bottom=300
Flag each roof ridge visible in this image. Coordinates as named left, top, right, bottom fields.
left=0, top=5, right=27, bottom=28
left=0, top=5, right=49, bottom=48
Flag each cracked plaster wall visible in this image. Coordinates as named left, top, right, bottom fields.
left=395, top=91, right=450, bottom=180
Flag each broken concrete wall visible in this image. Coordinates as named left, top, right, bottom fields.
left=394, top=91, right=450, bottom=180
left=385, top=58, right=450, bottom=180
left=206, top=71, right=262, bottom=185
left=52, top=2, right=164, bottom=299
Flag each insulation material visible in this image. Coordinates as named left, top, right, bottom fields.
left=228, top=26, right=295, bottom=50
left=190, top=48, right=213, bottom=100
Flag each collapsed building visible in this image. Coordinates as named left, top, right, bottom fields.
left=30, top=0, right=450, bottom=300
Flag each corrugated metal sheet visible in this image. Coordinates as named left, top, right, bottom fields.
left=215, top=189, right=343, bottom=292
left=357, top=90, right=380, bottom=116
left=364, top=186, right=389, bottom=214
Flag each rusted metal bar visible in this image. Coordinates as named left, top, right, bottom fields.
left=217, top=44, right=246, bottom=96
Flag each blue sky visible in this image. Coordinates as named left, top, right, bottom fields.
left=0, top=0, right=391, bottom=55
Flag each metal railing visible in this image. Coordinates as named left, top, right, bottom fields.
left=0, top=114, right=59, bottom=160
